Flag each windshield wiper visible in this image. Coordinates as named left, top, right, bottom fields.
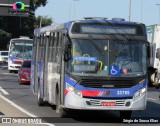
left=113, top=35, right=130, bottom=58
left=88, top=35, right=104, bottom=56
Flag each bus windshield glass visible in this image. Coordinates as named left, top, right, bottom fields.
left=10, top=40, right=33, bottom=59
left=67, top=39, right=147, bottom=77
left=1, top=52, right=8, bottom=56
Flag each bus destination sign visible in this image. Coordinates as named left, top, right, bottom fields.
left=80, top=25, right=136, bottom=34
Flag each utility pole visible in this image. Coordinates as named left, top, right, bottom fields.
left=69, top=0, right=71, bottom=20
left=156, top=4, right=160, bottom=24
left=73, top=0, right=79, bottom=20
left=40, top=16, right=42, bottom=28
left=140, top=0, right=144, bottom=22
left=69, top=0, right=79, bottom=20
left=128, top=0, right=131, bottom=21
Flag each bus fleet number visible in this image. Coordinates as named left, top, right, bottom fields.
left=117, top=90, right=130, bottom=95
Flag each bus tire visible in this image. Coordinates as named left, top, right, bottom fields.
left=148, top=67, right=159, bottom=87
left=120, top=110, right=132, bottom=119
left=150, top=71, right=159, bottom=87
left=56, top=88, right=68, bottom=117
left=58, top=106, right=68, bottom=118
left=37, top=84, right=45, bottom=106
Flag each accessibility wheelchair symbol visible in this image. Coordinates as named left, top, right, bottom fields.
left=110, top=65, right=120, bottom=76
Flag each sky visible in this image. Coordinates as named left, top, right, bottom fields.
left=35, top=0, right=160, bottom=26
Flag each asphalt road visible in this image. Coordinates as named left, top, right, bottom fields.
left=0, top=66, right=160, bottom=126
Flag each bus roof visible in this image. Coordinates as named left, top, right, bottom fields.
left=34, top=18, right=144, bottom=37
left=10, top=38, right=33, bottom=41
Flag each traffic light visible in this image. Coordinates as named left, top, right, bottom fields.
left=13, top=2, right=25, bottom=10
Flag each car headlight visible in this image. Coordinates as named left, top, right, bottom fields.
left=133, top=87, right=146, bottom=100
left=0, top=57, right=3, bottom=61
left=66, top=83, right=82, bottom=98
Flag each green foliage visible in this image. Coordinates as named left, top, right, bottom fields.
left=32, top=0, right=48, bottom=10
left=0, top=16, right=35, bottom=38
left=0, top=30, right=11, bottom=38
left=0, top=0, right=49, bottom=50
left=0, top=29, right=11, bottom=50
left=35, top=15, right=53, bottom=27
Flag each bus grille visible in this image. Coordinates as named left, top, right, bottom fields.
left=86, top=99, right=125, bottom=106
left=79, top=79, right=136, bottom=88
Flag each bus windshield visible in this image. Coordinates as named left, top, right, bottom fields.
left=10, top=40, right=33, bottom=59
left=67, top=39, right=147, bottom=77
left=1, top=52, right=8, bottom=56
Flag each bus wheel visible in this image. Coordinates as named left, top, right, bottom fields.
left=37, top=85, right=45, bottom=106
left=120, top=110, right=132, bottom=119
left=56, top=90, right=68, bottom=117
left=151, top=71, right=159, bottom=86
left=57, top=106, right=68, bottom=118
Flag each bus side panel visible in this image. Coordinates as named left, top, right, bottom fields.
left=31, top=37, right=39, bottom=93
left=31, top=47, right=35, bottom=93
left=34, top=38, right=40, bottom=93
left=38, top=42, right=45, bottom=98
left=44, top=36, right=49, bottom=100
left=47, top=62, right=57, bottom=104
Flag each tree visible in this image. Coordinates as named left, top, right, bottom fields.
left=35, top=15, right=53, bottom=28
left=0, top=0, right=49, bottom=50
left=29, top=0, right=48, bottom=17
left=0, top=30, right=11, bottom=50
left=32, top=0, right=48, bottom=10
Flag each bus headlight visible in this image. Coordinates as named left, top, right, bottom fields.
left=133, top=87, right=146, bottom=100
left=66, top=83, right=82, bottom=98
left=9, top=59, right=13, bottom=64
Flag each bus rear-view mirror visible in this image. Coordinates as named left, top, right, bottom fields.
left=156, top=48, right=160, bottom=60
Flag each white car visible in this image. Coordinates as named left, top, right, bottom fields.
left=0, top=51, right=8, bottom=64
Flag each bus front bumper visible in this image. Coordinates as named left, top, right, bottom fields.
left=8, top=64, right=21, bottom=71
left=64, top=92, right=147, bottom=111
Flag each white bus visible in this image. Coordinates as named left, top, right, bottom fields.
left=8, top=37, right=33, bottom=73
left=31, top=18, right=149, bottom=118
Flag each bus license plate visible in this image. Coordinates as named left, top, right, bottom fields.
left=101, top=102, right=116, bottom=106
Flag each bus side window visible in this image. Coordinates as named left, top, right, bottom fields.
left=51, top=33, right=56, bottom=63
left=42, top=35, right=46, bottom=61
left=48, top=33, right=53, bottom=62
left=38, top=35, right=43, bottom=60
left=54, top=32, right=59, bottom=63
left=57, top=32, right=62, bottom=64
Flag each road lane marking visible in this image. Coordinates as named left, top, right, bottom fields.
left=1, top=73, right=18, bottom=76
left=0, top=86, right=9, bottom=95
left=148, top=98, right=160, bottom=102
left=0, top=95, right=55, bottom=126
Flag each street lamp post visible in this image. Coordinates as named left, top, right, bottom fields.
left=73, top=0, right=79, bottom=20
left=69, top=0, right=79, bottom=20
left=69, top=0, right=72, bottom=20
left=156, top=4, right=160, bottom=24
left=40, top=16, right=42, bottom=28
left=128, top=0, right=131, bottom=21
left=141, top=0, right=144, bottom=22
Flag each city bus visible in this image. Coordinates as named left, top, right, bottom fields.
left=31, top=18, right=149, bottom=118
left=8, top=37, right=33, bottom=73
